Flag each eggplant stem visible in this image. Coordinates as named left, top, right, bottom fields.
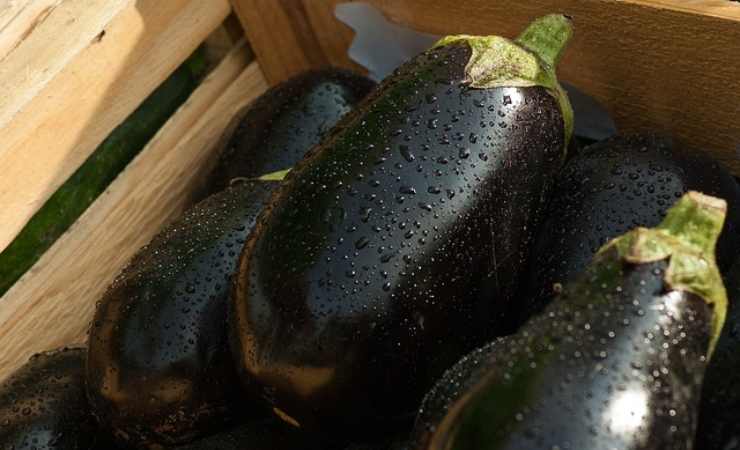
left=515, top=14, right=573, bottom=68
left=601, top=191, right=728, bottom=359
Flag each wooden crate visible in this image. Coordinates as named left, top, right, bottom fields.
left=1, top=0, right=739, bottom=381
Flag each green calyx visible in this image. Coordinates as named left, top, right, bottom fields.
left=598, top=191, right=728, bottom=358
left=256, top=168, right=291, bottom=181
left=433, top=14, right=574, bottom=149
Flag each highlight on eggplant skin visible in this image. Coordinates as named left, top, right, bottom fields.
left=695, top=259, right=740, bottom=449
left=86, top=181, right=277, bottom=449
left=0, top=347, right=98, bottom=450
left=517, top=133, right=740, bottom=326
left=194, top=68, right=377, bottom=201
left=412, top=191, right=727, bottom=450
left=229, top=15, right=573, bottom=435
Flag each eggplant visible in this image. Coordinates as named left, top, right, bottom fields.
left=695, top=259, right=740, bottom=449
left=230, top=15, right=574, bottom=433
left=412, top=192, right=727, bottom=450
left=518, top=134, right=740, bottom=325
left=87, top=181, right=277, bottom=448
left=0, top=347, right=98, bottom=450
left=194, top=68, right=376, bottom=201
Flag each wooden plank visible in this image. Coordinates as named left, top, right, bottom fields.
left=0, top=0, right=129, bottom=129
left=204, top=14, right=252, bottom=68
left=0, top=55, right=267, bottom=382
left=277, top=0, right=740, bottom=174
left=230, top=0, right=361, bottom=85
left=0, top=0, right=63, bottom=61
left=0, top=0, right=231, bottom=252
left=300, top=0, right=363, bottom=73
left=628, top=0, right=740, bottom=18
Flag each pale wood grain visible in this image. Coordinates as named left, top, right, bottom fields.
left=0, top=55, right=266, bottom=382
left=0, top=0, right=129, bottom=129
left=0, top=0, right=230, bottom=252
left=0, top=0, right=62, bottom=61
left=231, top=0, right=362, bottom=85
left=245, top=0, right=740, bottom=174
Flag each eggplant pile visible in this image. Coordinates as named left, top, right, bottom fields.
left=1, top=13, right=739, bottom=450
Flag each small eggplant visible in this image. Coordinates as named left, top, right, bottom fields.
left=230, top=15, right=574, bottom=434
left=0, top=347, right=98, bottom=450
left=87, top=181, right=277, bottom=448
left=194, top=68, right=376, bottom=200
left=413, top=192, right=727, bottom=450
left=518, top=134, right=740, bottom=325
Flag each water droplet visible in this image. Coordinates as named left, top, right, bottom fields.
left=355, top=237, right=369, bottom=250
left=400, top=145, right=415, bottom=162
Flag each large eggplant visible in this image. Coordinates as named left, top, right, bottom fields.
left=695, top=259, right=740, bottom=449
left=194, top=69, right=376, bottom=201
left=230, top=15, right=574, bottom=433
left=517, top=134, right=740, bottom=325
left=0, top=347, right=98, bottom=450
left=412, top=192, right=727, bottom=450
left=87, top=181, right=277, bottom=448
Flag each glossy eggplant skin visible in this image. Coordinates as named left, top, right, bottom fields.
left=695, top=260, right=740, bottom=450
left=87, top=181, right=277, bottom=449
left=230, top=42, right=566, bottom=433
left=518, top=134, right=740, bottom=324
left=195, top=69, right=376, bottom=200
left=0, top=347, right=97, bottom=450
left=414, top=253, right=712, bottom=450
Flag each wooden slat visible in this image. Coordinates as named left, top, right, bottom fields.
left=0, top=0, right=130, bottom=129
left=301, top=0, right=363, bottom=73
left=230, top=0, right=360, bottom=85
left=0, top=53, right=267, bottom=382
left=204, top=14, right=253, bottom=68
left=0, top=0, right=63, bottom=61
left=0, top=0, right=230, bottom=252
left=252, top=0, right=740, bottom=174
